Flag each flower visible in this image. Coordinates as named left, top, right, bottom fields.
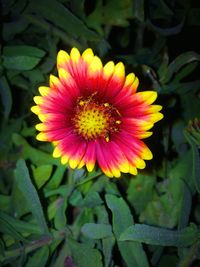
left=31, top=47, right=163, bottom=178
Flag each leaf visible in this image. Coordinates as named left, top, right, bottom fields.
left=159, top=52, right=200, bottom=83
left=127, top=174, right=156, bottom=214
left=3, top=18, right=29, bottom=41
left=81, top=223, right=112, bottom=239
left=45, top=165, right=66, bottom=189
left=185, top=131, right=200, bottom=193
left=3, top=45, right=45, bottom=57
left=94, top=206, right=115, bottom=267
left=54, top=197, right=68, bottom=230
left=53, top=241, right=72, bottom=267
left=28, top=0, right=99, bottom=41
left=82, top=192, right=103, bottom=208
left=31, top=164, right=53, bottom=189
left=0, top=76, right=12, bottom=121
left=12, top=133, right=60, bottom=166
left=68, top=238, right=103, bottom=267
left=105, top=194, right=149, bottom=267
left=15, top=159, right=49, bottom=235
left=2, top=45, right=46, bottom=70
left=178, top=182, right=192, bottom=229
left=0, top=195, right=10, bottom=213
left=120, top=224, right=198, bottom=247
left=0, top=216, right=27, bottom=242
left=86, top=0, right=133, bottom=34
left=0, top=211, right=41, bottom=235
left=25, top=246, right=49, bottom=267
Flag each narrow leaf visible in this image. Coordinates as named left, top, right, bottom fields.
left=28, top=0, right=99, bottom=41
left=15, top=159, right=49, bottom=234
left=25, top=246, right=49, bottom=267
left=68, top=238, right=103, bottom=267
left=81, top=223, right=112, bottom=239
left=105, top=194, right=149, bottom=267
left=0, top=211, right=41, bottom=235
left=120, top=224, right=198, bottom=247
left=3, top=45, right=46, bottom=70
left=185, top=131, right=200, bottom=193
left=160, top=52, right=200, bottom=83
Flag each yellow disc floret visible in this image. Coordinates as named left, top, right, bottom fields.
left=73, top=95, right=121, bottom=141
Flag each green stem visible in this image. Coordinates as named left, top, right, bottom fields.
left=23, top=14, right=82, bottom=49
left=0, top=230, right=65, bottom=263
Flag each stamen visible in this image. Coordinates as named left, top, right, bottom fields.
left=72, top=95, right=121, bottom=141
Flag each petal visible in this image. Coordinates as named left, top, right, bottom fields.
left=149, top=112, right=164, bottom=123
left=103, top=61, right=115, bottom=79
left=35, top=123, right=47, bottom=131
left=49, top=75, right=60, bottom=89
left=84, top=141, right=96, bottom=172
left=136, top=91, right=158, bottom=105
left=57, top=50, right=70, bottom=69
left=96, top=142, right=114, bottom=177
left=38, top=86, right=50, bottom=96
left=53, top=146, right=62, bottom=158
left=36, top=132, right=48, bottom=141
left=31, top=105, right=40, bottom=115
left=88, top=56, right=103, bottom=75
left=70, top=47, right=81, bottom=63
left=114, top=62, right=125, bottom=80
left=82, top=48, right=94, bottom=64
left=33, top=96, right=43, bottom=105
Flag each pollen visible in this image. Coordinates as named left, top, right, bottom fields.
left=73, top=96, right=121, bottom=141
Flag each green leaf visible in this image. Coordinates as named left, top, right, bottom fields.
left=45, top=165, right=66, bottom=189
left=25, top=246, right=49, bottom=267
left=0, top=211, right=41, bottom=235
left=3, top=18, right=29, bottom=41
left=68, top=238, right=103, bottom=267
left=3, top=45, right=45, bottom=57
left=82, top=192, right=103, bottom=208
left=31, top=164, right=53, bottom=189
left=159, top=52, right=200, bottom=83
left=105, top=194, right=149, bottom=267
left=12, top=134, right=60, bottom=166
left=28, top=0, right=99, bottom=41
left=2, top=45, right=46, bottom=70
left=178, top=182, right=192, bottom=229
left=86, top=0, right=133, bottom=34
left=127, top=174, right=156, bottom=214
left=54, top=197, right=68, bottom=230
left=0, top=76, right=12, bottom=121
left=15, top=159, right=49, bottom=235
left=53, top=241, right=72, bottom=267
left=94, top=206, right=115, bottom=267
left=120, top=224, right=199, bottom=247
left=185, top=131, right=200, bottom=193
left=0, top=216, right=27, bottom=242
left=0, top=195, right=10, bottom=213
left=3, top=56, right=42, bottom=71
left=81, top=223, right=112, bottom=239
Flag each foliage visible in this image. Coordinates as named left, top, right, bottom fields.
left=1, top=0, right=200, bottom=266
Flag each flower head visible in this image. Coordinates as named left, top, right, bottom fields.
left=31, top=47, right=163, bottom=178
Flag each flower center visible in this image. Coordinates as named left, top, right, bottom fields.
left=73, top=95, right=121, bottom=141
